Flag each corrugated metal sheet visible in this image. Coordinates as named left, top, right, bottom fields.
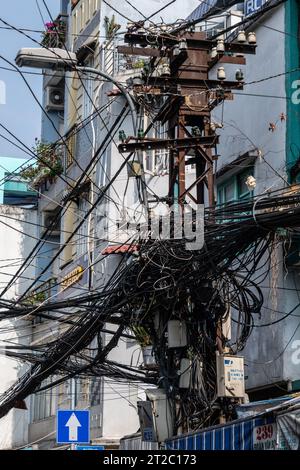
left=187, top=0, right=240, bottom=21
left=120, top=433, right=159, bottom=451
left=166, top=416, right=275, bottom=450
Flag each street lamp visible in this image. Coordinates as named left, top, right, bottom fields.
left=15, top=47, right=137, bottom=132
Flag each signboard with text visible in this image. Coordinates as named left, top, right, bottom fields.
left=244, top=0, right=267, bottom=17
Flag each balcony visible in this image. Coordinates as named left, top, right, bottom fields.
left=24, top=277, right=57, bottom=304
left=20, top=141, right=64, bottom=191
left=41, top=15, right=67, bottom=49
left=101, top=38, right=149, bottom=77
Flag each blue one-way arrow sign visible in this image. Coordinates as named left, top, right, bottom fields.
left=57, top=410, right=90, bottom=444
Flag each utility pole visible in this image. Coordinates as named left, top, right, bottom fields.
left=118, top=25, right=256, bottom=433
left=119, top=30, right=256, bottom=208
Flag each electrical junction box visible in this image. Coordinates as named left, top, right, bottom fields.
left=140, top=389, right=173, bottom=443
left=222, top=308, right=232, bottom=341
left=178, top=358, right=203, bottom=390
left=216, top=354, right=245, bottom=398
left=167, top=320, right=187, bottom=348
left=179, top=358, right=191, bottom=389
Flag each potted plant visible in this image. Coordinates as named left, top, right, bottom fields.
left=42, top=20, right=66, bottom=48
left=24, top=290, right=46, bottom=306
left=104, top=15, right=121, bottom=40
left=20, top=140, right=63, bottom=189
left=132, top=326, right=157, bottom=369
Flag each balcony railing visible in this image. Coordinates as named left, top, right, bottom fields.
left=101, top=38, right=148, bottom=77
left=41, top=15, right=67, bottom=49
left=24, top=277, right=57, bottom=307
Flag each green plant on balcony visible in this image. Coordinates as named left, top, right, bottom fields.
left=24, top=290, right=47, bottom=306
left=41, top=20, right=67, bottom=48
left=20, top=140, right=63, bottom=187
left=104, top=15, right=121, bottom=39
left=131, top=325, right=152, bottom=347
left=132, top=59, right=145, bottom=69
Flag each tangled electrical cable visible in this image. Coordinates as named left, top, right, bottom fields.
left=0, top=186, right=300, bottom=432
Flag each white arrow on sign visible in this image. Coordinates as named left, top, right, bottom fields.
left=65, top=413, right=82, bottom=441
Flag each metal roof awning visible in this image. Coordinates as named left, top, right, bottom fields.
left=76, top=39, right=97, bottom=63
left=216, top=149, right=260, bottom=180
left=101, top=244, right=139, bottom=255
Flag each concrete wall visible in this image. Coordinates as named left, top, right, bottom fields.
left=0, top=205, right=37, bottom=449
left=210, top=3, right=300, bottom=392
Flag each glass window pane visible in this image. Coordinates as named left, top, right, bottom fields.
left=237, top=172, right=251, bottom=198
left=224, top=182, right=234, bottom=201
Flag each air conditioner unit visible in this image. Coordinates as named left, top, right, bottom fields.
left=45, top=86, right=65, bottom=111
left=179, top=358, right=203, bottom=390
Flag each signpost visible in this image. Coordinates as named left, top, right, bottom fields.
left=57, top=410, right=90, bottom=444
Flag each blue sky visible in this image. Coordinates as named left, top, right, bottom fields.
left=0, top=0, right=59, bottom=166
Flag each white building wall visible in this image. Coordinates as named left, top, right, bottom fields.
left=210, top=5, right=300, bottom=392
left=0, top=206, right=37, bottom=449
left=212, top=6, right=287, bottom=193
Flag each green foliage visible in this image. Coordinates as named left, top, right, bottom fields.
left=132, top=325, right=152, bottom=347
left=104, top=15, right=121, bottom=39
left=41, top=20, right=66, bottom=48
left=132, top=59, right=145, bottom=69
left=20, top=140, right=63, bottom=185
left=24, top=290, right=47, bottom=306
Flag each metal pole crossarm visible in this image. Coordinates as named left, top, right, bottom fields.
left=118, top=136, right=219, bottom=153
left=124, top=32, right=257, bottom=55
left=141, top=76, right=245, bottom=90
left=117, top=45, right=161, bottom=58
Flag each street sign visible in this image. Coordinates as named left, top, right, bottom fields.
left=57, top=410, right=90, bottom=444
left=75, top=445, right=105, bottom=451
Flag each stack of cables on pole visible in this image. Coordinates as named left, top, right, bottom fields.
left=0, top=185, right=300, bottom=430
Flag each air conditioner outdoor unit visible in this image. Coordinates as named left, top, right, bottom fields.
left=45, top=86, right=65, bottom=111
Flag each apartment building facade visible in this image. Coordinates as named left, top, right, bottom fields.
left=25, top=0, right=202, bottom=449
left=208, top=0, right=300, bottom=399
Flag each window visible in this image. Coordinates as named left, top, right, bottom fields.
left=72, top=11, right=77, bottom=37
left=65, top=128, right=77, bottom=168
left=61, top=201, right=76, bottom=265
left=90, top=377, right=101, bottom=407
left=92, top=0, right=99, bottom=14
left=72, top=0, right=99, bottom=37
left=86, top=0, right=91, bottom=20
left=145, top=121, right=169, bottom=174
left=218, top=180, right=235, bottom=206
left=83, top=56, right=94, bottom=120
left=217, top=168, right=254, bottom=206
left=31, top=378, right=55, bottom=422
left=77, top=193, right=90, bottom=258
left=80, top=3, right=84, bottom=31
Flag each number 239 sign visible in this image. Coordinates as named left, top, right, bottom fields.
left=253, top=423, right=277, bottom=450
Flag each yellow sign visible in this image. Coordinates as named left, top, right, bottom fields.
left=61, top=266, right=84, bottom=290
